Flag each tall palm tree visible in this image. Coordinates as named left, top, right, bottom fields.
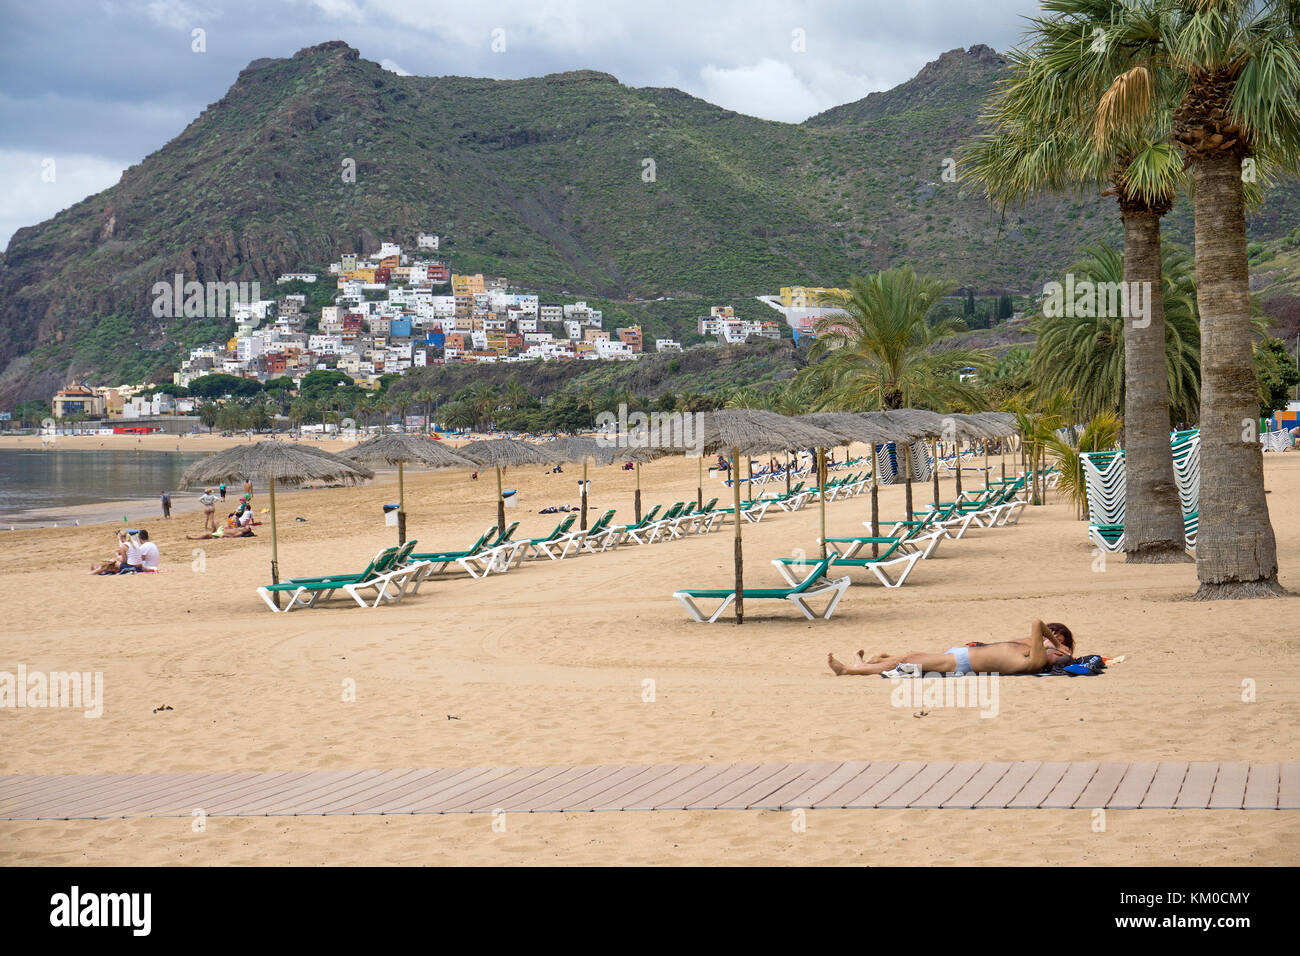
left=965, top=7, right=1191, bottom=562
left=806, top=266, right=988, bottom=411
left=1031, top=242, right=1203, bottom=424
left=1094, top=0, right=1298, bottom=595
left=414, top=387, right=435, bottom=433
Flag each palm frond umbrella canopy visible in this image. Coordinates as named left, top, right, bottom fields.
left=344, top=433, right=475, bottom=544
left=537, top=437, right=617, bottom=530
left=181, top=442, right=375, bottom=608
left=457, top=438, right=556, bottom=533
left=800, top=412, right=897, bottom=558
left=860, top=410, right=937, bottom=521
left=968, top=411, right=1020, bottom=482
left=686, top=410, right=840, bottom=624
left=943, top=412, right=1015, bottom=493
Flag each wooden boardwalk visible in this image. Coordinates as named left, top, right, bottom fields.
left=1, top=761, right=1296, bottom=820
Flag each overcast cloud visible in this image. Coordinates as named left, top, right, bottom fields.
left=0, top=0, right=1040, bottom=247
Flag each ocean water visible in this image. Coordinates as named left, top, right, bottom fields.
left=0, top=448, right=207, bottom=525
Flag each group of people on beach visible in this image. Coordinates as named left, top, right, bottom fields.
left=190, top=479, right=256, bottom=538
left=91, top=529, right=160, bottom=575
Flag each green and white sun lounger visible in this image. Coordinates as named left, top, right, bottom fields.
left=408, top=527, right=497, bottom=574
left=673, top=557, right=851, bottom=623
left=772, top=536, right=923, bottom=589
left=259, top=542, right=429, bottom=611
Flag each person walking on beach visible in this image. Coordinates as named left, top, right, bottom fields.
left=219, top=483, right=227, bottom=501
left=160, top=491, right=172, bottom=519
left=242, top=478, right=253, bottom=506
left=198, top=488, right=219, bottom=533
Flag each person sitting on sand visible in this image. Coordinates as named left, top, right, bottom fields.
left=137, top=530, right=160, bottom=571
left=828, top=619, right=1074, bottom=677
left=91, top=531, right=131, bottom=575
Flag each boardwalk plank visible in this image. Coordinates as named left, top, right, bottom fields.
left=1243, top=763, right=1280, bottom=810
left=975, top=762, right=1040, bottom=808
left=492, top=767, right=608, bottom=813
left=878, top=762, right=956, bottom=808
left=1174, top=763, right=1219, bottom=809
left=1279, top=763, right=1300, bottom=810
left=1041, top=763, right=1098, bottom=809
left=845, top=762, right=926, bottom=808
left=713, top=764, right=808, bottom=810
left=537, top=765, right=653, bottom=813
left=1005, top=762, right=1070, bottom=808
left=794, top=761, right=873, bottom=808
left=1075, top=763, right=1128, bottom=808
left=566, top=765, right=675, bottom=811
left=429, top=766, right=553, bottom=813
left=1108, top=762, right=1159, bottom=809
left=593, top=765, right=702, bottom=812
left=941, top=762, right=1012, bottom=809
left=522, top=766, right=629, bottom=813
left=1139, top=762, right=1188, bottom=809
left=750, top=762, right=844, bottom=810
left=1207, top=762, right=1250, bottom=810
left=378, top=767, right=500, bottom=814
left=911, top=762, right=982, bottom=809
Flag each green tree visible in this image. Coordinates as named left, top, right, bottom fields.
left=966, top=5, right=1192, bottom=562
left=1094, top=0, right=1299, bottom=595
left=805, top=266, right=988, bottom=410
left=1255, top=335, right=1300, bottom=416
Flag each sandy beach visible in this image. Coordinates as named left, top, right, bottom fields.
left=1, top=441, right=1297, bottom=865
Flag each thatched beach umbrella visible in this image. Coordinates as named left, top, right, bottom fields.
left=971, top=412, right=1019, bottom=482
left=181, top=442, right=375, bottom=608
left=864, top=410, right=937, bottom=522
left=345, top=433, right=475, bottom=544
left=458, top=438, right=555, bottom=534
left=800, top=413, right=895, bottom=556
left=690, top=410, right=839, bottom=624
left=538, top=436, right=617, bottom=530
left=797, top=413, right=888, bottom=559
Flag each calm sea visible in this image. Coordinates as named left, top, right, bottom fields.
left=0, top=448, right=207, bottom=525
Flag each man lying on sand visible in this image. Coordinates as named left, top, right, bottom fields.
left=828, top=619, right=1074, bottom=677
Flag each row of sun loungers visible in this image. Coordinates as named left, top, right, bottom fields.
left=672, top=472, right=1038, bottom=622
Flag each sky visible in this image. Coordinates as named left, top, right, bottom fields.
left=0, top=0, right=1042, bottom=247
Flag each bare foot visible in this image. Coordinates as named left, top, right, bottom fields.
left=828, top=653, right=848, bottom=676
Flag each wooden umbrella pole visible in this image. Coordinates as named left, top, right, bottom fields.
left=269, top=478, right=280, bottom=610
left=581, top=459, right=589, bottom=531
left=930, top=439, right=941, bottom=508
left=397, top=461, right=406, bottom=545
left=733, top=446, right=744, bottom=625
left=785, top=452, right=791, bottom=494
left=870, top=443, right=880, bottom=557
left=697, top=455, right=703, bottom=510
left=635, top=462, right=642, bottom=523
left=496, top=464, right=505, bottom=534
left=818, top=447, right=828, bottom=560
left=984, top=442, right=990, bottom=489
left=954, top=439, right=964, bottom=499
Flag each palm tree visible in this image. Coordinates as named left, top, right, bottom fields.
left=965, top=8, right=1191, bottom=562
left=1030, top=242, right=1203, bottom=424
left=1092, top=0, right=1297, bottom=593
left=414, top=387, right=435, bottom=433
left=805, top=266, right=988, bottom=411
left=503, top=379, right=530, bottom=412
left=391, top=393, right=412, bottom=432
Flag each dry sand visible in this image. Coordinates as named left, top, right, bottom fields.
left=1, top=440, right=1298, bottom=866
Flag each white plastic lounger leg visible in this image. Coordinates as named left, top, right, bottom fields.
left=674, top=591, right=735, bottom=623
left=869, top=552, right=922, bottom=588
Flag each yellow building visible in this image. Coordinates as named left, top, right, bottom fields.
left=451, top=273, right=486, bottom=295
left=779, top=286, right=847, bottom=308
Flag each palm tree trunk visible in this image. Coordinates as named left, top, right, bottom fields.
left=1191, top=154, right=1283, bottom=597
left=1121, top=209, right=1190, bottom=563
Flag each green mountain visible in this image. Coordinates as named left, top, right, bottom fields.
left=2, top=40, right=1297, bottom=404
